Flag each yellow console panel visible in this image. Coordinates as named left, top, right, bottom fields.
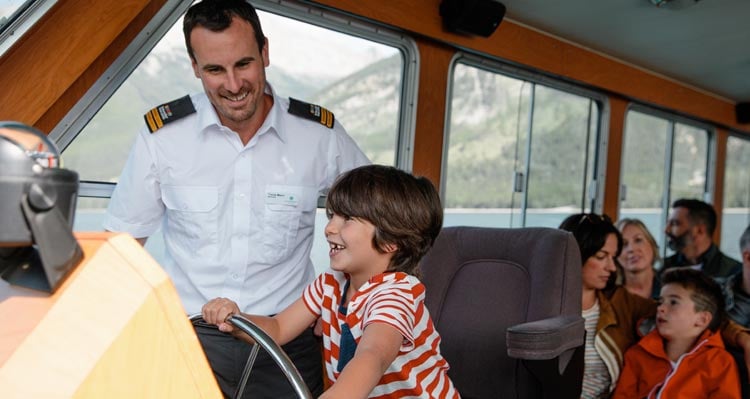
left=0, top=232, right=221, bottom=398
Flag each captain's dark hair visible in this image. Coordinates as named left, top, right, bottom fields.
left=183, top=0, right=266, bottom=62
left=661, top=268, right=726, bottom=332
left=672, top=198, right=717, bottom=236
left=326, top=165, right=443, bottom=276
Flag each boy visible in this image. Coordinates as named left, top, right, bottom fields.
left=202, top=165, right=460, bottom=398
left=612, top=268, right=741, bottom=398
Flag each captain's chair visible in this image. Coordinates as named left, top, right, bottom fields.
left=420, top=226, right=584, bottom=399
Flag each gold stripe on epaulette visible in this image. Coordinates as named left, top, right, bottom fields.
left=322, top=109, right=333, bottom=128
left=145, top=110, right=158, bottom=132
left=151, top=108, right=164, bottom=129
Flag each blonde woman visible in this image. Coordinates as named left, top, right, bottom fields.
left=616, top=218, right=661, bottom=299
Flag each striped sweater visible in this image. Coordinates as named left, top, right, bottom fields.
left=303, top=271, right=460, bottom=398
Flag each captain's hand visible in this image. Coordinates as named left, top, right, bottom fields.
left=202, top=297, right=241, bottom=334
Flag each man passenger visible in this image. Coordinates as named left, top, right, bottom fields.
left=662, top=198, right=741, bottom=279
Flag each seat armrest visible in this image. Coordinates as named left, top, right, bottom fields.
left=506, top=315, right=584, bottom=360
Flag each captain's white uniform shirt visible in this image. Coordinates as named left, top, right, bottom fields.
left=104, top=85, right=370, bottom=315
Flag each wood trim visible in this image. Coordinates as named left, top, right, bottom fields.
left=602, top=97, right=628, bottom=218
left=35, top=0, right=169, bottom=133
left=0, top=0, right=158, bottom=127
left=412, top=38, right=454, bottom=188
left=712, top=127, right=729, bottom=244
left=312, top=0, right=749, bottom=134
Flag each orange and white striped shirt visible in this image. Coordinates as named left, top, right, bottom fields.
left=303, top=271, right=460, bottom=398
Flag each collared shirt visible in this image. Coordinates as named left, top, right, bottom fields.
left=302, top=271, right=460, bottom=398
left=662, top=244, right=741, bottom=279
left=104, top=84, right=369, bottom=315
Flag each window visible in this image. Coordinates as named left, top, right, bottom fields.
left=0, top=0, right=57, bottom=56
left=619, top=108, right=711, bottom=258
left=1, top=0, right=32, bottom=30
left=442, top=56, right=604, bottom=229
left=721, top=134, right=750, bottom=260
left=53, top=0, right=417, bottom=274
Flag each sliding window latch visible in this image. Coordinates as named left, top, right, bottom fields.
left=513, top=171, right=525, bottom=193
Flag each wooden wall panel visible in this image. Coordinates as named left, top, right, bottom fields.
left=35, top=0, right=169, bottom=133
left=712, top=128, right=729, bottom=243
left=312, top=0, right=749, bottom=134
left=0, top=0, right=159, bottom=127
left=603, top=97, right=628, bottom=219
left=412, top=38, right=454, bottom=186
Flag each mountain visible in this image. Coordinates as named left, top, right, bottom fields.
left=62, top=48, right=403, bottom=182
left=61, top=41, right=713, bottom=210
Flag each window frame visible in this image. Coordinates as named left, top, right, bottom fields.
left=619, top=103, right=716, bottom=257
left=0, top=0, right=57, bottom=57
left=49, top=0, right=420, bottom=199
left=440, top=52, right=610, bottom=221
left=720, top=131, right=750, bottom=260
left=622, top=103, right=716, bottom=203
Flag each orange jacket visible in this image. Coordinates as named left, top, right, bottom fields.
left=612, top=328, right=741, bottom=399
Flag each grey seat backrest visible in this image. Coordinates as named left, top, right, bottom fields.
left=420, top=226, right=583, bottom=399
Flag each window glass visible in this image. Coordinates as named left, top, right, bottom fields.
left=721, top=135, right=750, bottom=261
left=0, top=0, right=56, bottom=56
left=443, top=64, right=525, bottom=227
left=526, top=85, right=599, bottom=227
left=62, top=11, right=402, bottom=182
left=670, top=123, right=708, bottom=200
left=74, top=197, right=167, bottom=264
left=619, top=109, right=710, bottom=257
left=619, top=111, right=669, bottom=250
left=0, top=0, right=31, bottom=29
left=443, top=60, right=601, bottom=229
left=61, top=6, right=411, bottom=275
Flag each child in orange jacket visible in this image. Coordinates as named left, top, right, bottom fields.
left=612, top=268, right=741, bottom=399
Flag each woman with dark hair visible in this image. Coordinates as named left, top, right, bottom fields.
left=560, top=213, right=750, bottom=398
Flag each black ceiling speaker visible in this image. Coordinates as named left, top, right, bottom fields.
left=736, top=102, right=750, bottom=124
left=440, top=0, right=506, bottom=37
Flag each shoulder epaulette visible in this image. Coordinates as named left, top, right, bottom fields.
left=144, top=95, right=196, bottom=133
left=288, top=97, right=335, bottom=129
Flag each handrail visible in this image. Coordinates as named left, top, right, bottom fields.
left=189, top=313, right=313, bottom=399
